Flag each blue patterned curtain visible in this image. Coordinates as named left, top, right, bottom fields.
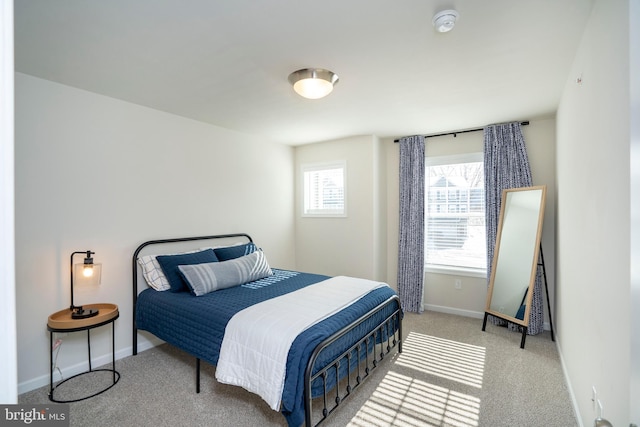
left=397, top=135, right=425, bottom=313
left=484, top=122, right=544, bottom=335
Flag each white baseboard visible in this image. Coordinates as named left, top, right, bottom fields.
left=423, top=303, right=485, bottom=319
left=423, top=303, right=552, bottom=331
left=18, top=336, right=162, bottom=395
left=555, top=337, right=584, bottom=427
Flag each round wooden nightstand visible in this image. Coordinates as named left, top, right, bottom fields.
left=47, top=303, right=121, bottom=403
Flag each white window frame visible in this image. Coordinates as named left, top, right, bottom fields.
left=425, top=153, right=487, bottom=278
left=301, top=160, right=347, bottom=217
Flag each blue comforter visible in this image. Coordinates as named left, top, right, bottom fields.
left=136, top=269, right=400, bottom=427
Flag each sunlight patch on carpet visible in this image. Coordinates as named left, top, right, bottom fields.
left=347, top=371, right=480, bottom=427
left=394, top=332, right=486, bottom=388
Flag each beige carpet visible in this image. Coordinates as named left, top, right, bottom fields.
left=20, top=310, right=578, bottom=426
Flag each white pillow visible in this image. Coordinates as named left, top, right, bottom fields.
left=137, top=255, right=171, bottom=291
left=137, top=247, right=214, bottom=291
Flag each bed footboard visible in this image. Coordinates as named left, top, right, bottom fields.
left=303, top=295, right=402, bottom=427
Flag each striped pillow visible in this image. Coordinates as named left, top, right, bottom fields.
left=178, top=250, right=273, bottom=296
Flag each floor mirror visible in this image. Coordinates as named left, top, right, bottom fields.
left=482, top=185, right=550, bottom=348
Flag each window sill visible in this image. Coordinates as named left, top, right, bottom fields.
left=425, top=265, right=487, bottom=279
left=301, top=213, right=347, bottom=218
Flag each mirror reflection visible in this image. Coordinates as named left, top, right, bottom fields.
left=489, top=187, right=545, bottom=318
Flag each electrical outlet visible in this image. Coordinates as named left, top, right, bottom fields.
left=454, top=279, right=462, bottom=290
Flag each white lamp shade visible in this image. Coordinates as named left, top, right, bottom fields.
left=293, top=78, right=334, bottom=99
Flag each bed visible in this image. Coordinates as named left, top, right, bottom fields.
left=132, top=233, right=402, bottom=427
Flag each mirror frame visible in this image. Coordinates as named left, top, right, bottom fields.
left=484, top=185, right=547, bottom=330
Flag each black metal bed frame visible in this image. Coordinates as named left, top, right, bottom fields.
left=131, top=233, right=403, bottom=427
left=304, top=297, right=402, bottom=426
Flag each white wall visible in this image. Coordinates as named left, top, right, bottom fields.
left=630, top=0, right=640, bottom=422
left=382, top=119, right=556, bottom=320
left=14, top=73, right=296, bottom=393
left=0, top=0, right=17, bottom=404
left=556, top=0, right=631, bottom=425
left=294, top=135, right=387, bottom=283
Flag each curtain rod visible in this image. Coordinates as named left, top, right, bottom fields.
left=393, top=121, right=530, bottom=142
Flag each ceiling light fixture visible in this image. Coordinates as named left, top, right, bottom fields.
left=432, top=9, right=459, bottom=33
left=288, top=68, right=339, bottom=99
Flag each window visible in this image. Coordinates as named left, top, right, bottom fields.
left=302, top=161, right=346, bottom=217
left=425, top=154, right=486, bottom=274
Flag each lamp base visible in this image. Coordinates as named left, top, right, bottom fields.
left=71, top=307, right=99, bottom=319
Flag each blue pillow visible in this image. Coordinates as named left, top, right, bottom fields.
left=156, top=248, right=219, bottom=292
left=214, top=242, right=257, bottom=261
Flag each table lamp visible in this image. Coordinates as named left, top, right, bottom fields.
left=70, top=250, right=101, bottom=319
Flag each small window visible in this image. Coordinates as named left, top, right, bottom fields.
left=425, top=154, right=486, bottom=274
left=302, top=161, right=346, bottom=217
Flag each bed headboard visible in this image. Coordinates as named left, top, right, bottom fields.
left=131, top=233, right=253, bottom=355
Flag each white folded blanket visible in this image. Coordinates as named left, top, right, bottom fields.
left=215, top=276, right=386, bottom=410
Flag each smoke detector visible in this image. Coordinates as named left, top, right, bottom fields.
left=432, top=9, right=459, bottom=33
